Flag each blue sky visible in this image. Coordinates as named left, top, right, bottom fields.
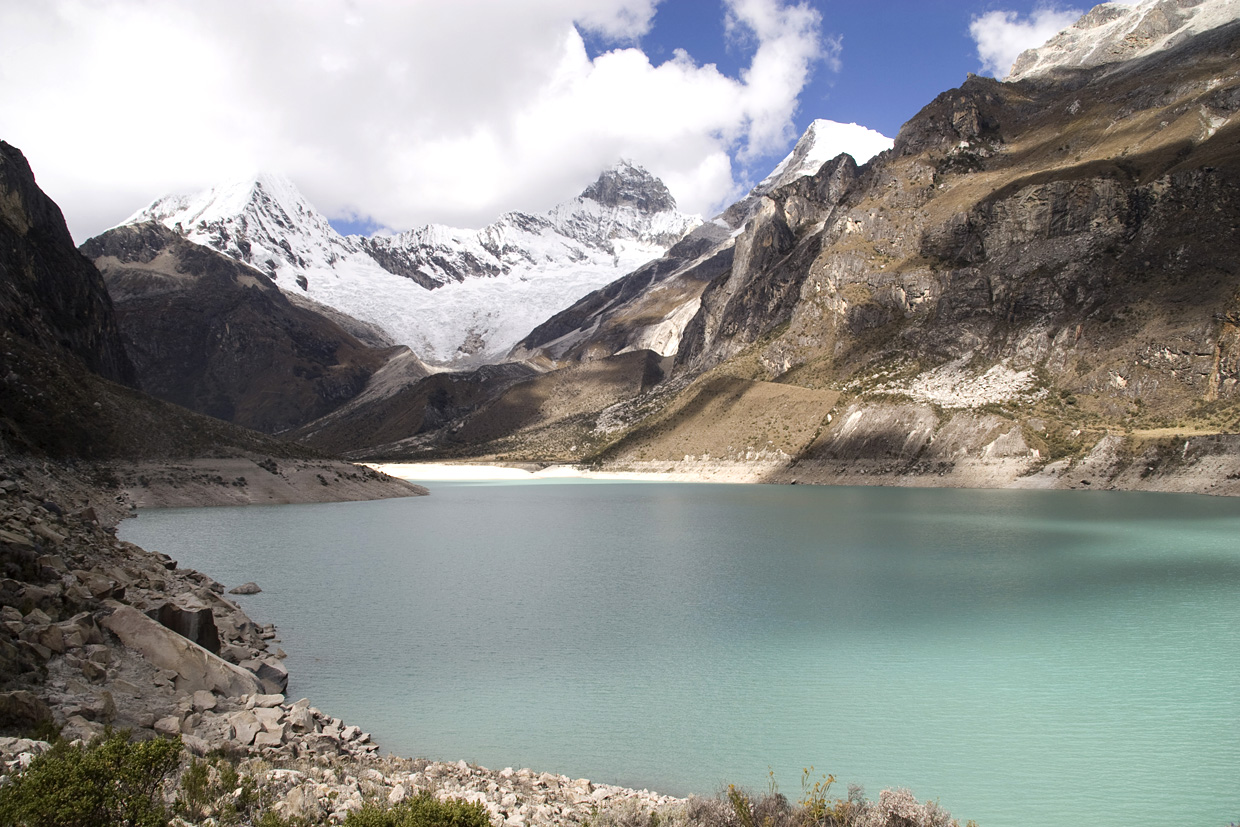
left=572, top=0, right=1089, bottom=219
left=0, top=0, right=1094, bottom=240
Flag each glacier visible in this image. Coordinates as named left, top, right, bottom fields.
left=122, top=162, right=701, bottom=366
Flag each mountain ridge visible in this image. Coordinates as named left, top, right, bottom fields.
left=119, top=161, right=701, bottom=365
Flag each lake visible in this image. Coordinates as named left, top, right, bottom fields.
left=118, top=480, right=1240, bottom=827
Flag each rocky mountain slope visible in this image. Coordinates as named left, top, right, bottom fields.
left=1009, top=0, right=1240, bottom=79
left=508, top=121, right=885, bottom=367
left=314, top=6, right=1240, bottom=498
left=121, top=162, right=701, bottom=365
left=82, top=222, right=406, bottom=434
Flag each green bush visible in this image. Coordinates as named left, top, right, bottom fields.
left=0, top=731, right=181, bottom=827
left=343, top=791, right=490, bottom=827
left=173, top=754, right=257, bottom=825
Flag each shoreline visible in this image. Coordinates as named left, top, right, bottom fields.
left=372, top=438, right=1240, bottom=497
left=0, top=456, right=687, bottom=826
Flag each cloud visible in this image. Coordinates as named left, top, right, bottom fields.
left=969, top=6, right=1084, bottom=78
left=0, top=0, right=832, bottom=241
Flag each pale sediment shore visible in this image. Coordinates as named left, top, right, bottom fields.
left=370, top=461, right=764, bottom=484
left=375, top=430, right=1240, bottom=496
left=116, top=456, right=427, bottom=509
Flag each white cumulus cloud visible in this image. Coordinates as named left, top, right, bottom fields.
left=0, top=0, right=836, bottom=241
left=969, top=6, right=1085, bottom=78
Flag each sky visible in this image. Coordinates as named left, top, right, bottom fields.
left=0, top=0, right=1119, bottom=242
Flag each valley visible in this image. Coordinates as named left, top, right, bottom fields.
left=1, top=1, right=1239, bottom=825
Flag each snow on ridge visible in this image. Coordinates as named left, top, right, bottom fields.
left=753, top=119, right=894, bottom=196
left=1008, top=0, right=1240, bottom=81
left=117, top=163, right=701, bottom=366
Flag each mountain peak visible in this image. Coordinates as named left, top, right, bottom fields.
left=751, top=119, right=893, bottom=197
left=1008, top=0, right=1240, bottom=81
left=579, top=160, right=677, bottom=213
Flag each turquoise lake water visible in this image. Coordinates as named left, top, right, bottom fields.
left=119, top=482, right=1240, bottom=827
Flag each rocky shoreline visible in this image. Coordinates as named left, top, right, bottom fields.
left=0, top=458, right=687, bottom=825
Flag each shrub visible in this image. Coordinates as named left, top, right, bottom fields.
left=343, top=791, right=491, bottom=827
left=173, top=754, right=257, bottom=825
left=0, top=731, right=181, bottom=827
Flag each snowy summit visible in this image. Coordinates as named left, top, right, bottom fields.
left=1008, top=0, right=1240, bottom=81
left=121, top=163, right=701, bottom=365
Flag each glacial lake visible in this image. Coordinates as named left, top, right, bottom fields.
left=119, top=481, right=1240, bottom=827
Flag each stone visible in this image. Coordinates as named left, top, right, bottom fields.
left=253, top=729, right=283, bottom=749
left=192, top=690, right=217, bottom=711
left=241, top=657, right=288, bottom=695
left=154, top=715, right=182, bottom=737
left=389, top=784, right=408, bottom=804
left=250, top=693, right=285, bottom=708
left=0, top=691, right=54, bottom=733
left=229, top=710, right=262, bottom=745
left=145, top=601, right=220, bottom=654
left=228, top=582, right=262, bottom=595
left=101, top=605, right=262, bottom=697
left=181, top=734, right=210, bottom=756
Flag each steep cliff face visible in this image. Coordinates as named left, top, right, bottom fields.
left=0, top=141, right=344, bottom=460
left=82, top=223, right=402, bottom=434
left=0, top=142, right=135, bottom=387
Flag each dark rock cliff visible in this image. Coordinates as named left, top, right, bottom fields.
left=0, top=142, right=136, bottom=387
left=83, top=223, right=398, bottom=434
left=0, top=141, right=328, bottom=459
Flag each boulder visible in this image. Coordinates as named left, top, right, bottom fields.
left=154, top=715, right=182, bottom=737
left=229, top=710, right=262, bottom=746
left=0, top=690, right=53, bottom=735
left=241, top=657, right=288, bottom=694
left=191, top=690, right=217, bottom=712
left=102, top=605, right=261, bottom=697
left=249, top=693, right=285, bottom=708
left=145, top=601, right=220, bottom=654
left=252, top=706, right=283, bottom=731
left=228, top=582, right=262, bottom=595
left=253, top=729, right=283, bottom=749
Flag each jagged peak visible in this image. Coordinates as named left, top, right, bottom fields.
left=121, top=171, right=328, bottom=235
left=1008, top=0, right=1240, bottom=81
left=579, top=160, right=677, bottom=213
left=752, top=119, right=893, bottom=197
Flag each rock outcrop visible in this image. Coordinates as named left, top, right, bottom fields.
left=0, top=460, right=381, bottom=762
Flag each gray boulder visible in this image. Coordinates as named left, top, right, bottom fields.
left=102, top=605, right=261, bottom=697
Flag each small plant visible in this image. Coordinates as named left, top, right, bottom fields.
left=173, top=754, right=257, bottom=825
left=798, top=767, right=835, bottom=826
left=0, top=730, right=181, bottom=827
left=343, top=790, right=491, bottom=827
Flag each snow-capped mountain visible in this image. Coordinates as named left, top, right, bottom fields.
left=721, top=119, right=892, bottom=227
left=121, top=162, right=701, bottom=365
left=1008, top=0, right=1240, bottom=81
left=750, top=120, right=892, bottom=197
